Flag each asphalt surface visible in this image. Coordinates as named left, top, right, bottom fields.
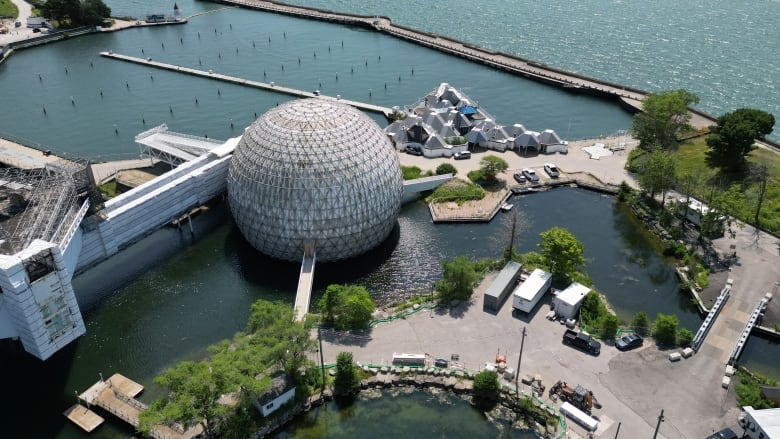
left=316, top=269, right=743, bottom=438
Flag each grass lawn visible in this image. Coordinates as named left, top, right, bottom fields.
left=0, top=0, right=18, bottom=19
left=672, top=136, right=780, bottom=234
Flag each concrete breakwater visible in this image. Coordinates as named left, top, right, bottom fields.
left=206, top=0, right=721, bottom=131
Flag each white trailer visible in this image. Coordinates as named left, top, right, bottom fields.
left=560, top=402, right=599, bottom=432
left=512, top=268, right=552, bottom=313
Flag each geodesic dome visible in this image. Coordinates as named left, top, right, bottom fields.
left=227, top=98, right=403, bottom=262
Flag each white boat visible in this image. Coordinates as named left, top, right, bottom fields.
left=501, top=203, right=513, bottom=212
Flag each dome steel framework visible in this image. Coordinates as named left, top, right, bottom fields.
left=227, top=99, right=403, bottom=262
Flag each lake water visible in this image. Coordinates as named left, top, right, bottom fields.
left=0, top=0, right=778, bottom=437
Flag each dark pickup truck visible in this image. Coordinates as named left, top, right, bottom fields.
left=563, top=329, right=601, bottom=355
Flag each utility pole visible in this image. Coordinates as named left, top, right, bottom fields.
left=614, top=421, right=621, bottom=438
left=652, top=409, right=665, bottom=439
left=515, top=326, right=527, bottom=397
left=318, top=327, right=326, bottom=398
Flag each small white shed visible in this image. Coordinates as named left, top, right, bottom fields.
left=254, top=373, right=296, bottom=417
left=552, top=282, right=590, bottom=320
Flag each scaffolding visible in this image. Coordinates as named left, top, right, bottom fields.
left=0, top=159, right=88, bottom=255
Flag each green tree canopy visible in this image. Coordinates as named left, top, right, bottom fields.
left=652, top=313, right=679, bottom=346
left=318, top=284, right=376, bottom=330
left=636, top=150, right=677, bottom=201
left=479, top=155, right=509, bottom=179
left=435, top=255, right=478, bottom=301
left=138, top=360, right=232, bottom=437
left=706, top=108, right=776, bottom=171
left=41, top=0, right=111, bottom=27
left=538, top=227, right=585, bottom=284
left=631, top=89, right=699, bottom=151
left=472, top=370, right=500, bottom=400
left=334, top=351, right=359, bottom=395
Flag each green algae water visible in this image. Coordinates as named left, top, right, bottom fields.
left=274, top=389, right=538, bottom=439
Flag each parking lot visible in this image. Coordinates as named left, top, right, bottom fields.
left=318, top=271, right=742, bottom=438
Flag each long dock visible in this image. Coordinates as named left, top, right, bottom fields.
left=99, top=51, right=394, bottom=118
left=208, top=0, right=719, bottom=131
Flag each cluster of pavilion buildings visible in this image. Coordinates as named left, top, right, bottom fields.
left=384, top=83, right=567, bottom=158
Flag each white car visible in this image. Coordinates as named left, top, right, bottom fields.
left=544, top=163, right=560, bottom=178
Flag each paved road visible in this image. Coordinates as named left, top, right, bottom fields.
left=0, top=0, right=36, bottom=46
left=397, top=135, right=640, bottom=189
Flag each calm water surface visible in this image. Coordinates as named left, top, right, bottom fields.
left=274, top=389, right=538, bottom=439
left=0, top=1, right=777, bottom=437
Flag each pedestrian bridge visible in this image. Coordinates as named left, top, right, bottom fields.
left=293, top=243, right=316, bottom=322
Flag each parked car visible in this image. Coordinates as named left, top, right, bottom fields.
left=705, top=427, right=738, bottom=439
left=513, top=172, right=527, bottom=184
left=615, top=334, right=644, bottom=351
left=522, top=168, right=539, bottom=182
left=405, top=144, right=423, bottom=156
left=453, top=151, right=471, bottom=160
left=544, top=163, right=560, bottom=178
left=434, top=358, right=449, bottom=368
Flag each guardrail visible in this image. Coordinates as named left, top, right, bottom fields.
left=692, top=281, right=731, bottom=352
left=728, top=295, right=771, bottom=365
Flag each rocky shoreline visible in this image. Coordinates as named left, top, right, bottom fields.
left=253, top=365, right=557, bottom=439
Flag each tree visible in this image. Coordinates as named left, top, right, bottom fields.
left=600, top=314, right=619, bottom=340
left=631, top=312, right=650, bottom=336
left=677, top=327, right=694, bottom=347
left=246, top=300, right=316, bottom=377
left=334, top=352, right=359, bottom=395
left=81, top=0, right=112, bottom=26
left=436, top=162, right=457, bottom=176
left=652, top=313, right=679, bottom=346
left=706, top=108, right=775, bottom=171
left=636, top=150, right=676, bottom=202
left=631, top=89, right=699, bottom=151
left=435, top=255, right=478, bottom=301
left=318, top=284, right=376, bottom=330
left=138, top=360, right=231, bottom=438
left=749, top=161, right=771, bottom=226
left=538, top=227, right=585, bottom=284
left=472, top=369, right=500, bottom=400
left=479, top=155, right=508, bottom=179
left=580, top=291, right=607, bottom=325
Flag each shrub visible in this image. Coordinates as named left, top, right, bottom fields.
left=677, top=328, right=694, bottom=347
left=663, top=241, right=687, bottom=259
left=435, top=163, right=457, bottom=176
left=467, top=169, right=484, bottom=182
left=444, top=136, right=466, bottom=145
left=652, top=313, right=678, bottom=346
left=600, top=314, right=620, bottom=340
left=472, top=370, right=500, bottom=400
left=426, top=179, right=485, bottom=203
left=616, top=181, right=634, bottom=202
left=318, top=284, right=375, bottom=330
left=402, top=165, right=432, bottom=180
left=632, top=312, right=650, bottom=336
left=334, top=352, right=359, bottom=394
